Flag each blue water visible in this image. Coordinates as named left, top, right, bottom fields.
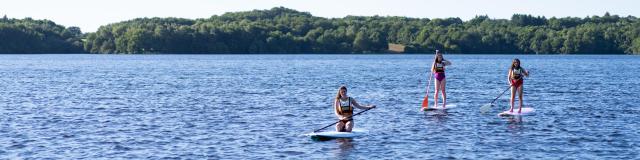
left=0, top=54, right=638, bottom=159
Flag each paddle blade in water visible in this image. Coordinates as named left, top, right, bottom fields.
left=480, top=103, right=493, bottom=114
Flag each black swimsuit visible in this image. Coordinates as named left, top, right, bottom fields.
left=338, top=97, right=354, bottom=132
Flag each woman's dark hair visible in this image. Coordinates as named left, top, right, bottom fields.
left=510, top=58, right=521, bottom=70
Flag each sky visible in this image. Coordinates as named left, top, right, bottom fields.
left=1, top=0, right=639, bottom=32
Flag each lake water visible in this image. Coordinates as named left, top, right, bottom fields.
left=0, top=54, right=638, bottom=159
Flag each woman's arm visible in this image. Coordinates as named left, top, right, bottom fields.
left=507, top=70, right=513, bottom=85
left=351, top=98, right=375, bottom=109
left=431, top=62, right=436, bottom=73
left=524, top=68, right=530, bottom=77
left=334, top=99, right=342, bottom=118
left=443, top=59, right=452, bottom=66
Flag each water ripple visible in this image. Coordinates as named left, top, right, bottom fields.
left=0, top=54, right=638, bottom=159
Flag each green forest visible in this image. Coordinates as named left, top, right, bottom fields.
left=2, top=7, right=640, bottom=54
left=0, top=15, right=84, bottom=53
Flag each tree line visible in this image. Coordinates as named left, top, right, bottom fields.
left=3, top=7, right=640, bottom=54
left=0, top=15, right=84, bottom=53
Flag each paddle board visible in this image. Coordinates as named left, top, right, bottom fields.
left=498, top=107, right=535, bottom=116
left=422, top=103, right=457, bottom=111
left=305, top=128, right=367, bottom=140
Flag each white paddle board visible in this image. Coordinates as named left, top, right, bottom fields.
left=498, top=107, right=535, bottom=116
left=305, top=128, right=367, bottom=140
left=422, top=103, right=457, bottom=111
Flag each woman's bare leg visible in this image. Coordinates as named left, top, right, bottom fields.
left=442, top=80, right=447, bottom=108
left=434, top=80, right=441, bottom=107
left=336, top=121, right=345, bottom=132
left=518, top=86, right=524, bottom=113
left=345, top=121, right=354, bottom=132
left=510, top=86, right=516, bottom=112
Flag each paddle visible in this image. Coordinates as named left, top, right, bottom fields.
left=313, top=107, right=374, bottom=133
left=421, top=52, right=437, bottom=110
left=480, top=85, right=511, bottom=113
left=421, top=71, right=433, bottom=109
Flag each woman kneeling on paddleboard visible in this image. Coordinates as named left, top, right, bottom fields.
left=334, top=86, right=375, bottom=132
left=507, top=58, right=529, bottom=113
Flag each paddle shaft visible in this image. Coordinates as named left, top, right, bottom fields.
left=313, top=107, right=374, bottom=133
left=422, top=53, right=437, bottom=107
left=422, top=71, right=433, bottom=107
left=427, top=71, right=433, bottom=97
left=489, top=86, right=512, bottom=104
left=492, top=75, right=529, bottom=104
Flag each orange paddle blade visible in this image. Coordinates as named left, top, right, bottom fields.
left=421, top=96, right=429, bottom=108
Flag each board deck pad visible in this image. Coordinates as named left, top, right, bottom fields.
left=498, top=107, right=535, bottom=116
left=305, top=128, right=367, bottom=141
left=422, top=103, right=457, bottom=111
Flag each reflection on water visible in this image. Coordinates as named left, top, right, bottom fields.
left=334, top=139, right=354, bottom=158
left=503, top=116, right=525, bottom=134
left=423, top=110, right=449, bottom=123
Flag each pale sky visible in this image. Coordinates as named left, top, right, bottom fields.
left=1, top=0, right=638, bottom=32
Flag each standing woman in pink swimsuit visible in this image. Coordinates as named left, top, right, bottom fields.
left=432, top=50, right=452, bottom=108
